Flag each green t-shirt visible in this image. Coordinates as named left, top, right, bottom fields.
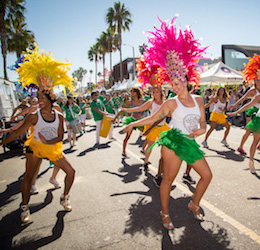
left=117, top=96, right=122, bottom=105
left=112, top=97, right=119, bottom=108
left=62, top=104, right=81, bottom=122
left=98, top=95, right=105, bottom=104
left=144, top=95, right=151, bottom=102
left=90, top=100, right=103, bottom=121
left=168, top=93, right=176, bottom=99
left=103, top=99, right=115, bottom=114
left=78, top=102, right=87, bottom=114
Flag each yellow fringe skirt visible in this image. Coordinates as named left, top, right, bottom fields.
left=24, top=137, right=63, bottom=162
left=210, top=111, right=227, bottom=124
left=143, top=124, right=170, bottom=142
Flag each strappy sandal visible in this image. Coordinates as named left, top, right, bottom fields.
left=160, top=211, right=173, bottom=230
left=188, top=201, right=204, bottom=221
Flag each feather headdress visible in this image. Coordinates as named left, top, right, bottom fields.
left=16, top=46, right=75, bottom=99
left=136, top=54, right=170, bottom=89
left=243, top=54, right=260, bottom=83
left=145, top=16, right=208, bottom=86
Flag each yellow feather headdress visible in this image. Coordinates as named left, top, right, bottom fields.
left=16, top=46, right=75, bottom=99
left=243, top=54, right=260, bottom=83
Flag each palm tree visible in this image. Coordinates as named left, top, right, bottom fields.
left=106, top=27, right=118, bottom=87
left=139, top=43, right=147, bottom=55
left=106, top=1, right=132, bottom=82
left=89, top=69, right=93, bottom=84
left=97, top=31, right=109, bottom=87
left=72, top=67, right=87, bottom=92
left=0, top=0, right=26, bottom=79
left=88, top=43, right=100, bottom=85
left=7, top=20, right=35, bottom=59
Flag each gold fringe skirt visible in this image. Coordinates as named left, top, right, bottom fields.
left=210, top=111, right=227, bottom=124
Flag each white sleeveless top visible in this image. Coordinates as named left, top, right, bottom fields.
left=151, top=101, right=165, bottom=126
left=170, top=94, right=201, bottom=135
left=214, top=99, right=226, bottom=113
left=254, top=90, right=260, bottom=109
left=33, top=109, right=59, bottom=143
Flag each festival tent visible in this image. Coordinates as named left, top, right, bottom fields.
left=200, top=61, right=243, bottom=85
left=117, top=79, right=128, bottom=90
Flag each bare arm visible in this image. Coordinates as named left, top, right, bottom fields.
left=123, top=99, right=174, bottom=133
left=204, top=97, right=217, bottom=109
left=0, top=114, right=36, bottom=146
left=93, top=107, right=107, bottom=115
left=228, top=89, right=255, bottom=109
left=121, top=100, right=152, bottom=113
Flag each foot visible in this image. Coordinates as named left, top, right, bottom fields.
left=49, top=162, right=54, bottom=168
left=249, top=160, right=256, bottom=174
left=257, top=145, right=260, bottom=150
left=182, top=174, right=196, bottom=184
left=188, top=201, right=204, bottom=221
left=160, top=211, right=173, bottom=230
left=30, top=184, right=38, bottom=195
left=49, top=178, right=61, bottom=189
left=144, top=163, right=148, bottom=171
left=122, top=152, right=129, bottom=158
left=202, top=141, right=208, bottom=148
left=140, top=149, right=145, bottom=154
left=109, top=137, right=116, bottom=141
left=60, top=194, right=72, bottom=211
left=20, top=204, right=30, bottom=223
left=153, top=175, right=162, bottom=188
left=221, top=139, right=228, bottom=146
left=237, top=147, right=246, bottom=155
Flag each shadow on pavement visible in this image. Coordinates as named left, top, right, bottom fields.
left=102, top=158, right=143, bottom=183
left=77, top=141, right=112, bottom=157
left=12, top=211, right=69, bottom=249
left=0, top=149, right=24, bottom=163
left=129, top=135, right=144, bottom=148
left=0, top=168, right=50, bottom=210
left=110, top=172, right=231, bottom=249
left=0, top=189, right=56, bottom=249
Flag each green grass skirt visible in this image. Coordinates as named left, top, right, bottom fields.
left=150, top=128, right=205, bottom=165
left=122, top=116, right=144, bottom=130
left=246, top=115, right=260, bottom=133
left=245, top=106, right=259, bottom=117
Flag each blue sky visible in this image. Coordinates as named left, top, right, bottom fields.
left=1, top=0, right=260, bottom=82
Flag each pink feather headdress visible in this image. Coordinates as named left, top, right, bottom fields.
left=145, top=16, right=208, bottom=86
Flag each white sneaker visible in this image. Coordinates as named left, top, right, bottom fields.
left=221, top=139, right=228, bottom=146
left=249, top=161, right=256, bottom=174
left=20, top=204, right=30, bottom=223
left=60, top=194, right=72, bottom=211
left=49, top=178, right=61, bottom=189
left=202, top=141, right=208, bottom=148
left=30, top=184, right=38, bottom=195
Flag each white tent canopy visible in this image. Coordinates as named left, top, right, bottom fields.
left=200, top=62, right=243, bottom=85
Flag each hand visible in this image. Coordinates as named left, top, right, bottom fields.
left=120, top=108, right=126, bottom=113
left=228, top=104, right=235, bottom=110
left=123, top=124, right=133, bottom=134
left=10, top=116, right=16, bottom=122
left=0, top=129, right=10, bottom=135
left=38, top=132, right=46, bottom=143
left=226, top=112, right=236, bottom=117
left=189, top=128, right=206, bottom=139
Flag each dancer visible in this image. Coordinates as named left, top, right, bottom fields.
left=202, top=87, right=230, bottom=148
left=124, top=16, right=211, bottom=229
left=119, top=87, right=145, bottom=157
left=62, top=96, right=81, bottom=148
left=228, top=79, right=260, bottom=155
left=0, top=47, right=76, bottom=223
left=228, top=54, right=260, bottom=173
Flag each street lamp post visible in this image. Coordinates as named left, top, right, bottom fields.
left=123, top=44, right=135, bottom=81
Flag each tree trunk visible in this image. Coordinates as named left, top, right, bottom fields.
left=0, top=29, right=8, bottom=80
left=95, top=56, right=97, bottom=85
left=110, top=51, right=112, bottom=88
left=119, top=32, right=123, bottom=82
left=103, top=54, right=105, bottom=88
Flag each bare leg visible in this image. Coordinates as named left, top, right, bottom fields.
left=21, top=154, right=42, bottom=205
left=204, top=121, right=217, bottom=141
left=31, top=164, right=41, bottom=185
left=123, top=130, right=133, bottom=154
left=160, top=146, right=182, bottom=224
left=156, top=157, right=164, bottom=177
left=239, top=128, right=251, bottom=149
left=72, top=133, right=76, bottom=146
left=249, top=132, right=260, bottom=162
left=144, top=139, right=154, bottom=164
left=223, top=121, right=230, bottom=140
left=50, top=165, right=60, bottom=180
left=185, top=165, right=192, bottom=175
left=51, top=154, right=75, bottom=196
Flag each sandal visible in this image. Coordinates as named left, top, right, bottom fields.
left=249, top=160, right=256, bottom=174
left=160, top=211, right=173, bottom=230
left=188, top=201, right=204, bottom=221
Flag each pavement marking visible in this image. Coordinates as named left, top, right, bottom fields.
left=113, top=137, right=260, bottom=245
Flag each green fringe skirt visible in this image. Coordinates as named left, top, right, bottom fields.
left=245, top=106, right=259, bottom=117
left=150, top=128, right=205, bottom=165
left=122, top=116, right=144, bottom=130
left=246, top=115, right=260, bottom=133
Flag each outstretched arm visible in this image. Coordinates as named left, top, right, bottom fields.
left=204, top=97, right=216, bottom=109
left=121, top=100, right=152, bottom=113
left=228, top=88, right=254, bottom=110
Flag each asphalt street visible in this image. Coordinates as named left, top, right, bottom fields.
left=0, top=119, right=260, bottom=249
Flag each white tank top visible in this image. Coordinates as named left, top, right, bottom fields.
left=214, top=99, right=226, bottom=113
left=33, top=109, right=59, bottom=143
left=254, top=90, right=260, bottom=109
left=170, top=94, right=201, bottom=135
left=151, top=101, right=165, bottom=126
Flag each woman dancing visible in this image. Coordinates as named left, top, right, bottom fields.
left=228, top=54, right=260, bottom=173
left=202, top=87, right=230, bottom=148
left=0, top=47, right=76, bottom=223
left=123, top=16, right=212, bottom=229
